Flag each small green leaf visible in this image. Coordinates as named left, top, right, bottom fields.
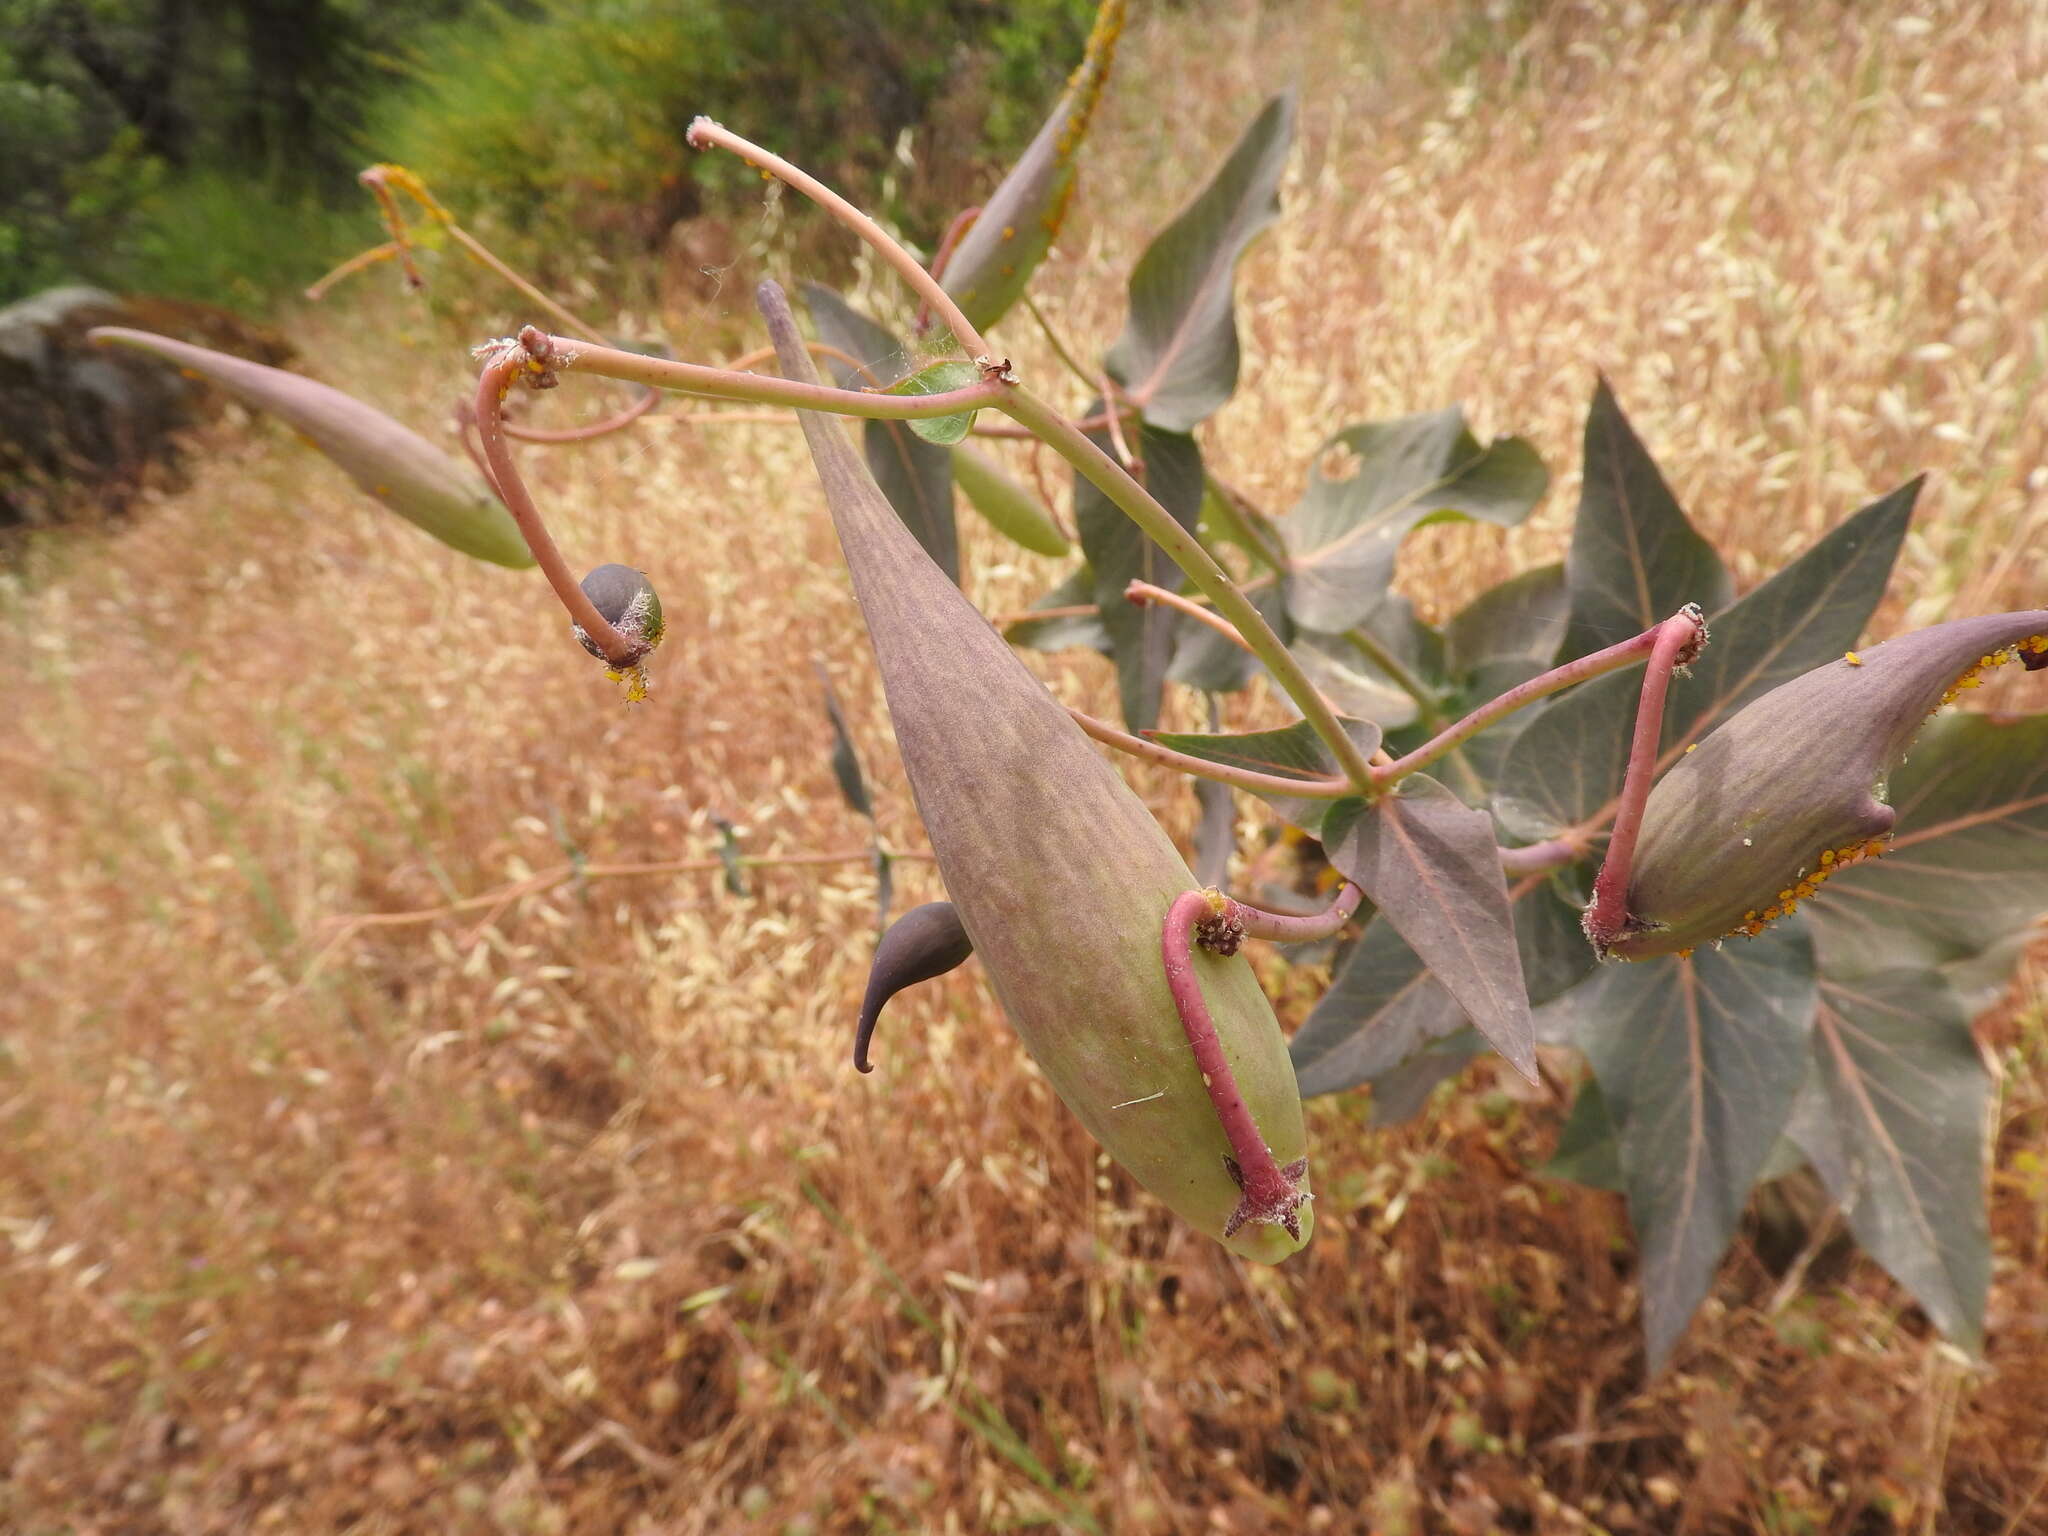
left=1280, top=412, right=1547, bottom=635
left=1574, top=920, right=1818, bottom=1372
left=1560, top=377, right=1731, bottom=661
left=1105, top=92, right=1295, bottom=432
left=88, top=326, right=532, bottom=568
left=950, top=442, right=1070, bottom=556
left=887, top=361, right=982, bottom=446
left=1791, top=969, right=1990, bottom=1353
left=711, top=817, right=748, bottom=896
left=1321, top=775, right=1536, bottom=1080
left=803, top=284, right=960, bottom=582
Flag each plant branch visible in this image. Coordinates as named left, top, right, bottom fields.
left=1003, top=385, right=1379, bottom=795
left=1225, top=882, right=1365, bottom=944
left=543, top=333, right=1007, bottom=419
left=502, top=386, right=661, bottom=443
left=686, top=117, right=994, bottom=363
left=1023, top=292, right=1101, bottom=395
left=1069, top=708, right=1351, bottom=800
left=304, top=240, right=402, bottom=301
left=1374, top=620, right=1688, bottom=788
left=1582, top=606, right=1710, bottom=954
left=473, top=333, right=641, bottom=666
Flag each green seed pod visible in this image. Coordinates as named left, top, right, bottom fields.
left=1605, top=611, right=2048, bottom=960
left=758, top=280, right=1311, bottom=1262
left=86, top=326, right=533, bottom=569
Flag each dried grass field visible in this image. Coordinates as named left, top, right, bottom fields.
left=5, top=1, right=2048, bottom=1530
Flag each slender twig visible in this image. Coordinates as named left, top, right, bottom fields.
left=502, top=387, right=661, bottom=443
left=1004, top=386, right=1379, bottom=795
left=304, top=240, right=402, bottom=301
left=915, top=204, right=983, bottom=335
left=303, top=848, right=931, bottom=984
left=1069, top=709, right=1352, bottom=800
left=539, top=333, right=1007, bottom=420
left=1374, top=621, right=1687, bottom=788
left=1344, top=623, right=1442, bottom=726
left=972, top=402, right=1134, bottom=439
left=1499, top=836, right=1585, bottom=877
left=1126, top=579, right=1247, bottom=651
left=1163, top=891, right=1310, bottom=1241
left=1022, top=292, right=1100, bottom=394
left=994, top=602, right=1099, bottom=627
left=724, top=339, right=890, bottom=389
left=1206, top=474, right=1291, bottom=571
left=686, top=117, right=994, bottom=363
left=1582, top=607, right=1710, bottom=953
left=1227, top=882, right=1365, bottom=944
left=473, top=334, right=641, bottom=665
left=1100, top=370, right=1139, bottom=470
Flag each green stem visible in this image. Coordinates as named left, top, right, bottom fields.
left=1069, top=708, right=1350, bottom=800
left=1022, top=292, right=1103, bottom=396
left=546, top=335, right=1008, bottom=420
left=1004, top=385, right=1377, bottom=795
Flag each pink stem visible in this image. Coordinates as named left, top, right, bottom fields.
left=1582, top=606, right=1709, bottom=953
left=1068, top=709, right=1351, bottom=800
left=501, top=385, right=659, bottom=443
left=473, top=333, right=642, bottom=667
left=1374, top=621, right=1684, bottom=787
left=1226, top=882, right=1364, bottom=945
left=1163, top=891, right=1311, bottom=1241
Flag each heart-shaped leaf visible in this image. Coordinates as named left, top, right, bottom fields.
left=1445, top=562, right=1570, bottom=698
left=1789, top=968, right=1990, bottom=1353
left=1573, top=920, right=1818, bottom=1372
left=1105, top=91, right=1294, bottom=432
left=1281, top=411, right=1548, bottom=636
left=1559, top=378, right=1731, bottom=661
left=802, top=285, right=960, bottom=582
left=1320, top=775, right=1536, bottom=1080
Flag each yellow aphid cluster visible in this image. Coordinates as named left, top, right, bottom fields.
left=1730, top=835, right=1891, bottom=940
left=1940, top=633, right=2047, bottom=704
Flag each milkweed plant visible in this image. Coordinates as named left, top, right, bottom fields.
left=89, top=0, right=2047, bottom=1374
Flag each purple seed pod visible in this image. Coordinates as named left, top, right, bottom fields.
left=86, top=327, right=533, bottom=569
left=757, top=279, right=1311, bottom=1262
left=1603, top=611, right=2048, bottom=960
left=854, top=902, right=975, bottom=1073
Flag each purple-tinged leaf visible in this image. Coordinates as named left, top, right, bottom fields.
left=1321, top=775, right=1536, bottom=1081
left=1281, top=412, right=1548, bottom=636
left=1073, top=409, right=1206, bottom=730
left=1559, top=378, right=1731, bottom=661
left=1807, top=709, right=2048, bottom=984
left=801, top=284, right=960, bottom=583
left=1573, top=919, right=1817, bottom=1373
left=939, top=0, right=1125, bottom=334
left=1105, top=92, right=1294, bottom=433
left=87, top=325, right=531, bottom=568
left=1790, top=969, right=1989, bottom=1353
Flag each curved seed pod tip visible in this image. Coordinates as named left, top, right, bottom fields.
left=1604, top=610, right=2048, bottom=960
left=855, top=902, right=975, bottom=1072
left=758, top=278, right=1311, bottom=1262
